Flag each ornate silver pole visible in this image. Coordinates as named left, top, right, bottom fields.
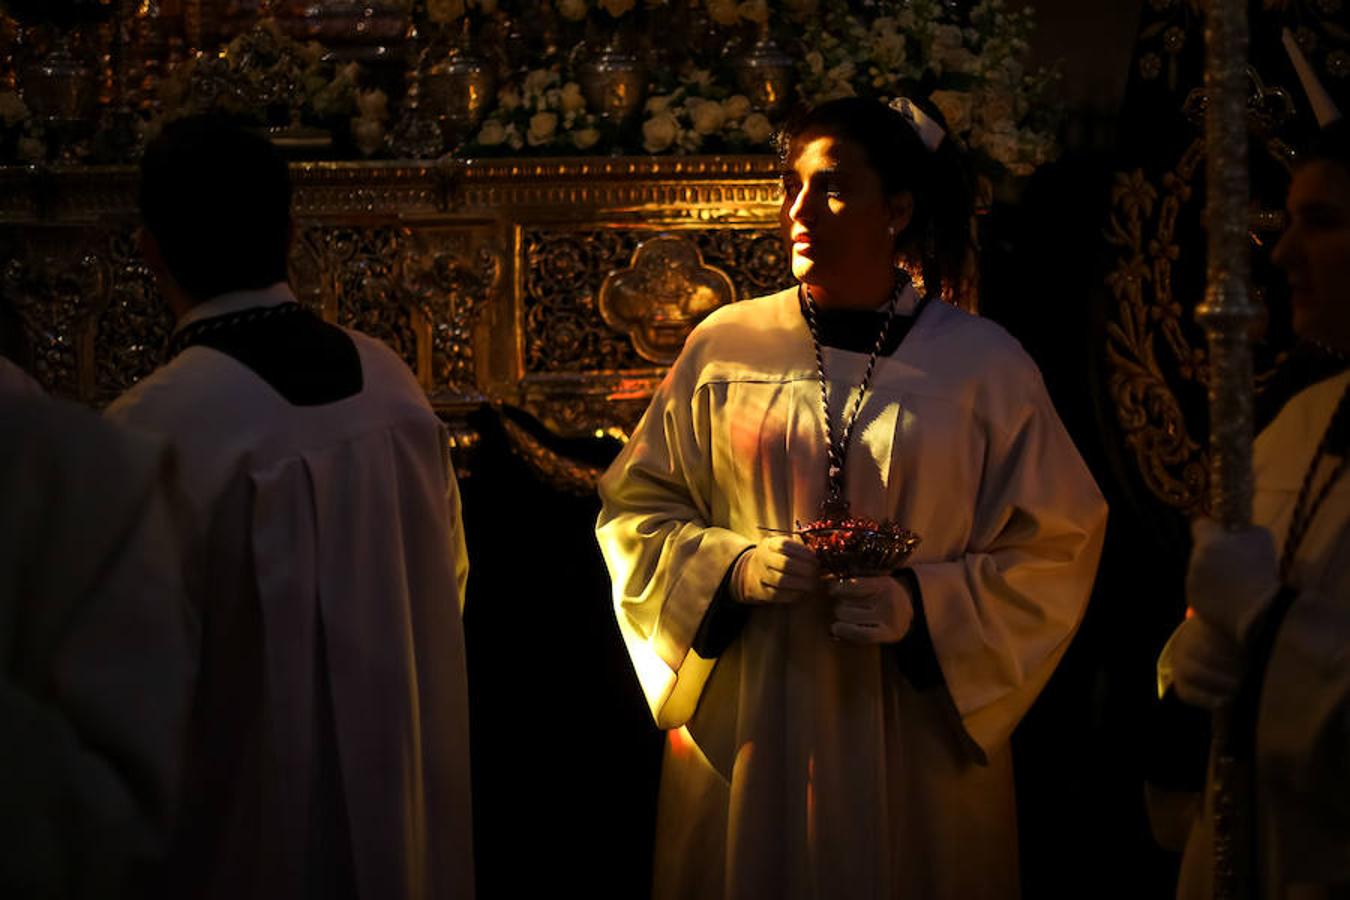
left=1196, top=0, right=1257, bottom=898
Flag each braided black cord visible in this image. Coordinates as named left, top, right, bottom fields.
left=164, top=302, right=306, bottom=362
left=799, top=281, right=901, bottom=507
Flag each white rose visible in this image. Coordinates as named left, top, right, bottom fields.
left=706, top=0, right=739, bottom=26
left=721, top=94, right=751, bottom=121
left=506, top=123, right=524, bottom=150
left=642, top=112, right=680, bottom=153
left=557, top=0, right=587, bottom=20
left=784, top=0, right=818, bottom=19
left=737, top=0, right=768, bottom=24
left=527, top=111, right=559, bottom=145
left=930, top=24, right=976, bottom=74
left=477, top=119, right=507, bottom=146
left=689, top=98, right=725, bottom=135
left=871, top=29, right=905, bottom=67
left=826, top=61, right=855, bottom=83
left=741, top=112, right=773, bottom=145
left=497, top=85, right=522, bottom=112
left=928, top=89, right=971, bottom=135
left=355, top=88, right=388, bottom=120
left=351, top=117, right=385, bottom=157
left=17, top=135, right=44, bottom=162
left=427, top=0, right=466, bottom=22
left=0, top=91, right=28, bottom=127
left=572, top=127, right=601, bottom=150
left=684, top=68, right=714, bottom=89
left=645, top=93, right=673, bottom=115
left=523, top=69, right=554, bottom=98
left=560, top=82, right=586, bottom=114
left=804, top=51, right=825, bottom=76
left=979, top=90, right=1017, bottom=132
left=822, top=79, right=856, bottom=100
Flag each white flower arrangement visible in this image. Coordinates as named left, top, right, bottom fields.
left=425, top=0, right=499, bottom=23
left=0, top=89, right=45, bottom=162
left=637, top=69, right=773, bottom=154
left=551, top=0, right=667, bottom=22
left=467, top=67, right=602, bottom=154
left=797, top=0, right=1061, bottom=178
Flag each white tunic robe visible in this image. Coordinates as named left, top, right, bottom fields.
left=106, top=285, right=473, bottom=900
left=1, top=392, right=196, bottom=899
left=1177, top=369, right=1350, bottom=900
left=596, top=287, right=1108, bottom=900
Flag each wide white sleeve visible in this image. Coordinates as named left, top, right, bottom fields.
left=1257, top=560, right=1350, bottom=879
left=910, top=375, right=1107, bottom=759
left=595, top=356, right=753, bottom=729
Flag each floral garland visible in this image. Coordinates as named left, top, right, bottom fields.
left=0, top=0, right=1060, bottom=178
left=794, top=0, right=1060, bottom=177
left=462, top=0, right=1059, bottom=179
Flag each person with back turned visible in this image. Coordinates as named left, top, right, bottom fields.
left=108, top=115, right=474, bottom=900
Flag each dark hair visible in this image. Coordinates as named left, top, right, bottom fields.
left=1305, top=118, right=1350, bottom=171
left=139, top=115, right=292, bottom=303
left=776, top=96, right=977, bottom=306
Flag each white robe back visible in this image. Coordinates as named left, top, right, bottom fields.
left=108, top=310, right=473, bottom=900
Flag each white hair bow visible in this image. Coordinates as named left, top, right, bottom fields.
left=889, top=97, right=946, bottom=153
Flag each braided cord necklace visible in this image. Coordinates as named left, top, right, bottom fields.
left=799, top=279, right=903, bottom=522
left=1278, top=379, right=1350, bottom=579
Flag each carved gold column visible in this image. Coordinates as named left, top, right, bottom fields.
left=1195, top=0, right=1256, bottom=897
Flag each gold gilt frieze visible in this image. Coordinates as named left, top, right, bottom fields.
left=0, top=157, right=786, bottom=483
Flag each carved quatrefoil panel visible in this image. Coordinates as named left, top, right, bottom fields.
left=597, top=235, right=736, bottom=365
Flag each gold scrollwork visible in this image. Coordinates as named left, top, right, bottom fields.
left=500, top=415, right=606, bottom=496
left=1, top=230, right=109, bottom=399
left=522, top=226, right=792, bottom=375
left=1104, top=150, right=1210, bottom=515
left=598, top=235, right=735, bottom=365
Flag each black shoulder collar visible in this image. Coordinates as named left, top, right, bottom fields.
left=168, top=303, right=363, bottom=406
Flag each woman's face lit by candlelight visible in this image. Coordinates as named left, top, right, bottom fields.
left=781, top=130, right=913, bottom=310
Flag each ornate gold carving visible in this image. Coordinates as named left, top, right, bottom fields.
left=1104, top=152, right=1209, bottom=515
left=290, top=162, right=446, bottom=217
left=304, top=225, right=421, bottom=371
left=92, top=228, right=174, bottom=405
left=297, top=223, right=497, bottom=399
left=1, top=230, right=107, bottom=398
left=405, top=234, right=500, bottom=399
left=0, top=157, right=787, bottom=490
left=522, top=226, right=791, bottom=375
left=598, top=235, right=734, bottom=365
left=500, top=415, right=606, bottom=496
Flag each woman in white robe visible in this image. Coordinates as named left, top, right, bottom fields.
left=597, top=97, right=1108, bottom=900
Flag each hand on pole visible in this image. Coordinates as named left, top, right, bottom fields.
left=1169, top=615, right=1245, bottom=710
left=1186, top=517, right=1282, bottom=646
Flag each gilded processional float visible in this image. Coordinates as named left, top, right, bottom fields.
left=0, top=0, right=1059, bottom=484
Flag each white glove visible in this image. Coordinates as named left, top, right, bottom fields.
left=1167, top=616, right=1245, bottom=710
left=827, top=575, right=915, bottom=644
left=1186, top=518, right=1282, bottom=646
left=733, top=536, right=821, bottom=605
